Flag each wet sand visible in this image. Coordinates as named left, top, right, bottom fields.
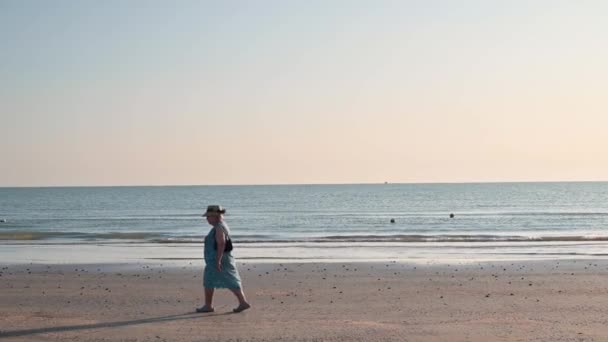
left=2, top=260, right=608, bottom=341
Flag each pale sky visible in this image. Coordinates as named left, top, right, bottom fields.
left=1, top=0, right=608, bottom=186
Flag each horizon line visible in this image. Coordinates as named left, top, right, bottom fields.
left=1, top=179, right=608, bottom=189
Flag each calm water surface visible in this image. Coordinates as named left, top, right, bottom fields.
left=1, top=183, right=608, bottom=263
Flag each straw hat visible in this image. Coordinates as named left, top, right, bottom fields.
left=202, top=205, right=226, bottom=217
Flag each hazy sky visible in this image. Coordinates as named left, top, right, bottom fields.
left=2, top=0, right=607, bottom=186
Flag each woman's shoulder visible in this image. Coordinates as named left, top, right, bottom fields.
left=215, top=221, right=231, bottom=235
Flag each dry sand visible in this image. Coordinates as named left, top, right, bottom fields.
left=2, top=260, right=608, bottom=341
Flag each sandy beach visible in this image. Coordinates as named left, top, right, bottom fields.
left=2, top=260, right=608, bottom=341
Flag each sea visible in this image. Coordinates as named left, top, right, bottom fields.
left=1, top=182, right=608, bottom=264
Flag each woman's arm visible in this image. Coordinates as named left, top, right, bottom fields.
left=215, top=227, right=226, bottom=271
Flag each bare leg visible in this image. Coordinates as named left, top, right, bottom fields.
left=229, top=287, right=248, bottom=305
left=195, top=287, right=215, bottom=312
left=205, top=287, right=215, bottom=307
left=230, top=288, right=251, bottom=312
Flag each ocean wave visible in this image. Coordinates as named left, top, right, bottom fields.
left=153, top=235, right=608, bottom=244
left=4, top=230, right=608, bottom=244
left=484, top=212, right=608, bottom=217
left=149, top=238, right=203, bottom=244
left=0, top=231, right=75, bottom=240
left=0, top=231, right=165, bottom=241
left=318, top=234, right=608, bottom=243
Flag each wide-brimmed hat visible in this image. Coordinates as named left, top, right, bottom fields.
left=202, top=205, right=226, bottom=217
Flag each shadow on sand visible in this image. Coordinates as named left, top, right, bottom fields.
left=0, top=311, right=232, bottom=339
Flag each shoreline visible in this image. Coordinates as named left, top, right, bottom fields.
left=2, top=260, right=608, bottom=341
left=3, top=240, right=608, bottom=266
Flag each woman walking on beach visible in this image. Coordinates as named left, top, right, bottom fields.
left=196, top=205, right=251, bottom=313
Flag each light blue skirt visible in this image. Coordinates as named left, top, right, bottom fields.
left=203, top=253, right=242, bottom=289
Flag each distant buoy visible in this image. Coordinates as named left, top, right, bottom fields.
left=390, top=219, right=395, bottom=223
left=449, top=213, right=454, bottom=219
